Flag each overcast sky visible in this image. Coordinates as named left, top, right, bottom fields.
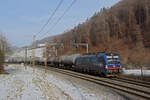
left=0, top=0, right=120, bottom=47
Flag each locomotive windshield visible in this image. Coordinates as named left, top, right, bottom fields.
left=106, top=55, right=120, bottom=64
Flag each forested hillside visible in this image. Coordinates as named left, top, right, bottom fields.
left=44, top=0, right=150, bottom=67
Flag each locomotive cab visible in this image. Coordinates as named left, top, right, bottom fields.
left=97, top=53, right=122, bottom=76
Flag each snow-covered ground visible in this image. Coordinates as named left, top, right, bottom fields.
left=0, top=64, right=125, bottom=100
left=122, top=69, right=150, bottom=76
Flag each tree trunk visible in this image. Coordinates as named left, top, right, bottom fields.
left=0, top=50, right=5, bottom=74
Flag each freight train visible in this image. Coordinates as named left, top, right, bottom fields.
left=7, top=52, right=122, bottom=77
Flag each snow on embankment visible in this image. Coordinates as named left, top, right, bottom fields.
left=122, top=68, right=150, bottom=76
left=0, top=64, right=124, bottom=100
left=0, top=65, right=70, bottom=100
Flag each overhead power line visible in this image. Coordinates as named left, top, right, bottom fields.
left=40, top=0, right=77, bottom=38
left=36, top=0, right=64, bottom=36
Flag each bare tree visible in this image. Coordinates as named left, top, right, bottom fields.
left=0, top=33, right=9, bottom=74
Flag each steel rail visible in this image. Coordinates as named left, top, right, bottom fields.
left=111, top=77, right=150, bottom=88
left=116, top=76, right=150, bottom=85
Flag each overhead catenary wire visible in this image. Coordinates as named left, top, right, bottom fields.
left=40, top=0, right=77, bottom=38
left=36, top=0, right=64, bottom=36
left=31, top=0, right=64, bottom=65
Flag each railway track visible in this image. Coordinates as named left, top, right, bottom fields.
left=112, top=76, right=150, bottom=88
left=41, top=66, right=150, bottom=100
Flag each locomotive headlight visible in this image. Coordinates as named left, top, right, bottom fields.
left=105, top=65, right=108, bottom=69
left=120, top=65, right=122, bottom=68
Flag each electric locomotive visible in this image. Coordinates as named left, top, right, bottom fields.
left=97, top=53, right=122, bottom=76
left=75, top=52, right=122, bottom=76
